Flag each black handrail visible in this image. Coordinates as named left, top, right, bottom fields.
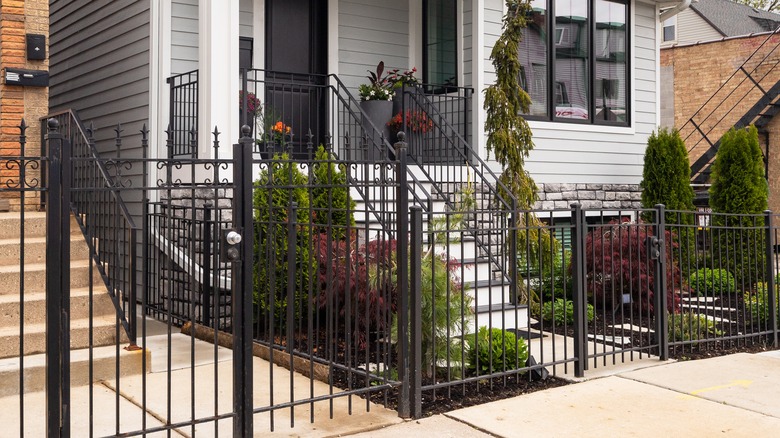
left=41, top=109, right=139, bottom=345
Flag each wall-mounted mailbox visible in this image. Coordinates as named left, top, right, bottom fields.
left=26, top=34, right=46, bottom=60
left=5, top=68, right=49, bottom=87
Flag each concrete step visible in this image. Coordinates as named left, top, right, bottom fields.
left=466, top=303, right=529, bottom=334
left=0, top=234, right=90, bottom=267
left=0, top=288, right=116, bottom=329
left=0, top=212, right=80, bottom=240
left=0, top=314, right=127, bottom=359
left=0, top=260, right=99, bottom=295
left=465, top=279, right=512, bottom=306
left=0, top=343, right=150, bottom=397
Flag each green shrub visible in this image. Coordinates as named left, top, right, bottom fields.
left=688, top=268, right=736, bottom=296
left=311, top=145, right=355, bottom=239
left=253, top=155, right=316, bottom=326
left=746, top=282, right=779, bottom=324
left=709, top=126, right=768, bottom=286
left=668, top=311, right=722, bottom=341
left=466, top=327, right=528, bottom=375
left=641, top=128, right=695, bottom=214
left=640, top=128, right=696, bottom=265
left=540, top=298, right=594, bottom=325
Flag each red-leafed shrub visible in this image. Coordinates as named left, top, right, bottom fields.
left=312, top=234, right=399, bottom=350
left=578, top=220, right=681, bottom=313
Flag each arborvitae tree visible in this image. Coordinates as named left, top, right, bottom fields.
left=641, top=128, right=696, bottom=267
left=709, top=126, right=768, bottom=286
left=483, top=0, right=558, bottom=307
left=641, top=128, right=695, bottom=215
left=311, top=145, right=355, bottom=239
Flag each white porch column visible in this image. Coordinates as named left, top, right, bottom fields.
left=199, top=0, right=240, bottom=159
left=473, top=0, right=485, bottom=156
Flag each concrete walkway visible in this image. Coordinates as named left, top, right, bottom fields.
left=5, top=329, right=780, bottom=436
left=348, top=351, right=780, bottom=437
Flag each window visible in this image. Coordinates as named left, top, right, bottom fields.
left=424, top=0, right=458, bottom=86
left=662, top=15, right=676, bottom=42
left=519, top=0, right=629, bottom=126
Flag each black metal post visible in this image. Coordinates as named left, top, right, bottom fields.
left=570, top=203, right=586, bottom=377
left=203, top=204, right=213, bottom=328
left=287, top=202, right=298, bottom=356
left=409, top=206, right=422, bottom=419
left=232, top=126, right=254, bottom=437
left=765, top=210, right=778, bottom=347
left=395, top=134, right=410, bottom=418
left=509, top=200, right=519, bottom=306
left=46, top=118, right=71, bottom=437
left=128, top=228, right=137, bottom=345
left=654, top=204, right=669, bottom=360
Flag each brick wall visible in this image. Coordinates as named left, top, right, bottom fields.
left=661, top=34, right=780, bottom=166
left=0, top=0, right=49, bottom=210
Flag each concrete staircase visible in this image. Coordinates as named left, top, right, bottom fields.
left=0, top=212, right=148, bottom=396
left=351, top=171, right=529, bottom=335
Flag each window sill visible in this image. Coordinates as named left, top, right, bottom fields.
left=528, top=119, right=635, bottom=135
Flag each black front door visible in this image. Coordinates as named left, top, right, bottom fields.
left=265, top=0, right=328, bottom=158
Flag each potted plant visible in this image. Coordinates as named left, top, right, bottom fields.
left=359, top=61, right=394, bottom=158
left=239, top=90, right=262, bottom=136
left=388, top=67, right=421, bottom=115
left=386, top=110, right=433, bottom=147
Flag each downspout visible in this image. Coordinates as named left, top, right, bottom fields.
left=660, top=0, right=692, bottom=22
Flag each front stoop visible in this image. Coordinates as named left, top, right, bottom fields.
left=0, top=212, right=147, bottom=393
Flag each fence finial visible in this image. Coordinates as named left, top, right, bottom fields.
left=47, top=118, right=59, bottom=132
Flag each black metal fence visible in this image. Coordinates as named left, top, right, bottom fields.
left=168, top=69, right=199, bottom=158
left=4, top=116, right=780, bottom=435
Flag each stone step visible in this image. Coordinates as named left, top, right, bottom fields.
left=0, top=212, right=80, bottom=240
left=0, top=260, right=98, bottom=295
left=0, top=343, right=150, bottom=397
left=0, top=314, right=127, bottom=359
left=0, top=288, right=116, bottom=329
left=0, top=234, right=90, bottom=267
left=466, top=303, right=530, bottom=334
left=465, top=279, right=512, bottom=306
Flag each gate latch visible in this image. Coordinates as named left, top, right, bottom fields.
left=648, top=236, right=661, bottom=261
left=221, top=229, right=243, bottom=261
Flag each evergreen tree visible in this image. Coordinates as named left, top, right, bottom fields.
left=483, top=0, right=557, bottom=306
left=709, top=126, right=768, bottom=286
left=640, top=128, right=695, bottom=215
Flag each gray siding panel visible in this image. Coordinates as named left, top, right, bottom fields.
left=50, top=0, right=150, bottom=155
left=172, top=0, right=254, bottom=75
left=172, top=0, right=199, bottom=74
left=339, top=0, right=410, bottom=93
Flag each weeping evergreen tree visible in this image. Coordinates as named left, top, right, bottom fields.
left=483, top=0, right=557, bottom=306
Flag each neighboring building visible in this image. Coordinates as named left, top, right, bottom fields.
left=0, top=0, right=48, bottom=210
left=660, top=2, right=780, bottom=212
left=660, top=0, right=780, bottom=48
left=48, top=0, right=686, bottom=209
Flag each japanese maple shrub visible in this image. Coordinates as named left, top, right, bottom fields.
left=578, top=220, right=681, bottom=313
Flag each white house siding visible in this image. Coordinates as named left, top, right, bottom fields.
left=661, top=7, right=722, bottom=48
left=338, top=0, right=410, bottom=93
left=463, top=0, right=473, bottom=89
left=171, top=0, right=254, bottom=75
left=479, top=0, right=657, bottom=186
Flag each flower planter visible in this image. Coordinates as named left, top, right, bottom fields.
left=360, top=99, right=393, bottom=161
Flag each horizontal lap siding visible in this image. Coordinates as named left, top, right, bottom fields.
left=463, top=1, right=473, bottom=89
left=481, top=0, right=658, bottom=185
left=172, top=0, right=254, bottom=75
left=338, top=0, right=409, bottom=93
left=50, top=0, right=150, bottom=160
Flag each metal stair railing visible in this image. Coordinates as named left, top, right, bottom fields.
left=42, top=110, right=140, bottom=345
left=399, top=86, right=519, bottom=301
left=681, top=28, right=780, bottom=184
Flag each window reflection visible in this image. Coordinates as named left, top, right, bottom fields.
left=519, top=0, right=548, bottom=117
left=595, top=0, right=627, bottom=123
left=554, top=0, right=589, bottom=120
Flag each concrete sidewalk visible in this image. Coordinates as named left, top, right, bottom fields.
left=348, top=351, right=780, bottom=437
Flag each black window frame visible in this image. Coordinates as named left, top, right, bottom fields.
left=521, top=0, right=631, bottom=127
left=423, top=0, right=459, bottom=89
